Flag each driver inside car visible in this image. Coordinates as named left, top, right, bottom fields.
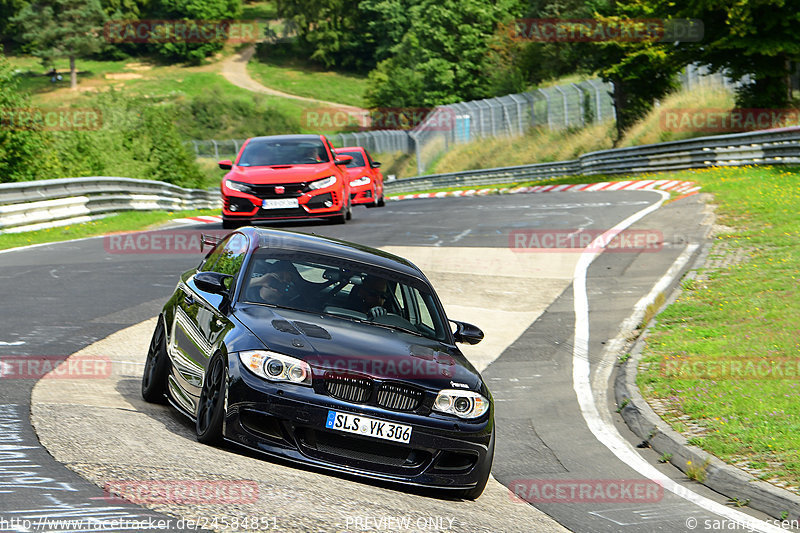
left=248, top=260, right=303, bottom=307
left=354, top=275, right=390, bottom=319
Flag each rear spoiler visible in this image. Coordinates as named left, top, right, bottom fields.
left=201, top=233, right=222, bottom=252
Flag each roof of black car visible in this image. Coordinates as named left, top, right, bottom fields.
left=242, top=227, right=425, bottom=280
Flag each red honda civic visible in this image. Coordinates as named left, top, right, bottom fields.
left=333, top=146, right=385, bottom=208
left=219, top=135, right=353, bottom=229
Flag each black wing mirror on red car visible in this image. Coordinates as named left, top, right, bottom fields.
left=218, top=160, right=233, bottom=170
left=334, top=155, right=353, bottom=165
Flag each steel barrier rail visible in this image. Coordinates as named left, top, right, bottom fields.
left=384, top=127, right=800, bottom=194
left=0, top=177, right=219, bottom=233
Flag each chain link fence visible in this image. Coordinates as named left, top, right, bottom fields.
left=186, top=65, right=743, bottom=173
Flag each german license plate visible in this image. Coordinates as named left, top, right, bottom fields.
left=325, top=410, right=412, bottom=444
left=262, top=198, right=299, bottom=209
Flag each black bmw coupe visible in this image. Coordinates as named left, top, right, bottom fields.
left=142, top=227, right=494, bottom=499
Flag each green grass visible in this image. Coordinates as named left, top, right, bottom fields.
left=0, top=209, right=218, bottom=251
left=247, top=55, right=368, bottom=108
left=635, top=165, right=800, bottom=489
left=241, top=0, right=278, bottom=20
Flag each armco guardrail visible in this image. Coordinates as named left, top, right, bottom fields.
left=384, top=127, right=800, bottom=194
left=0, top=177, right=220, bottom=233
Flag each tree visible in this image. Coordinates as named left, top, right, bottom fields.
left=12, top=0, right=107, bottom=90
left=0, top=0, right=29, bottom=41
left=0, top=54, right=57, bottom=182
left=146, top=0, right=243, bottom=65
left=365, top=0, right=522, bottom=107
left=667, top=0, right=800, bottom=108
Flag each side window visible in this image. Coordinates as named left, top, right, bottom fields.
left=364, top=150, right=374, bottom=166
left=207, top=234, right=249, bottom=289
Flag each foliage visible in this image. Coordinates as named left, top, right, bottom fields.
left=0, top=0, right=29, bottom=39
left=666, top=0, right=800, bottom=108
left=171, top=87, right=301, bottom=140
left=365, top=0, right=521, bottom=107
left=11, top=0, right=107, bottom=87
left=0, top=53, right=58, bottom=182
left=143, top=0, right=243, bottom=65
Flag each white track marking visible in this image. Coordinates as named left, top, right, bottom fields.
left=571, top=191, right=783, bottom=532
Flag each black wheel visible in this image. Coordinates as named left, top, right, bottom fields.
left=461, top=431, right=494, bottom=500
left=142, top=319, right=170, bottom=404
left=377, top=195, right=385, bottom=207
left=196, top=356, right=227, bottom=445
left=331, top=205, right=348, bottom=224
left=345, top=200, right=352, bottom=220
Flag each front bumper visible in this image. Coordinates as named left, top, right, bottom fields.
left=222, top=187, right=345, bottom=221
left=224, top=356, right=494, bottom=489
left=350, top=186, right=374, bottom=205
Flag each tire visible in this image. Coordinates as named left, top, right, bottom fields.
left=196, top=355, right=227, bottom=445
left=460, top=431, right=494, bottom=500
left=142, top=319, right=170, bottom=404
left=331, top=204, right=348, bottom=224
left=377, top=195, right=385, bottom=207
left=345, top=201, right=352, bottom=220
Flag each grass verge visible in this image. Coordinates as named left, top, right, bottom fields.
left=635, top=165, right=800, bottom=491
left=0, top=209, right=218, bottom=251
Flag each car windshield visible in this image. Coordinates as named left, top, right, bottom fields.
left=237, top=139, right=330, bottom=166
left=241, top=249, right=448, bottom=341
left=337, top=151, right=366, bottom=168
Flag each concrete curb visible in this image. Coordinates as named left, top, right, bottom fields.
left=614, top=242, right=800, bottom=522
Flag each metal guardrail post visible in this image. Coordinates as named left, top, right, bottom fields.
left=552, top=85, right=569, bottom=128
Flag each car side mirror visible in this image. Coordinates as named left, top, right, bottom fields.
left=218, top=160, right=233, bottom=170
left=195, top=271, right=233, bottom=295
left=371, top=161, right=382, bottom=168
left=451, top=320, right=484, bottom=345
left=335, top=155, right=353, bottom=165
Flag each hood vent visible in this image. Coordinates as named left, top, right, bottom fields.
left=293, top=322, right=332, bottom=339
left=272, top=320, right=300, bottom=334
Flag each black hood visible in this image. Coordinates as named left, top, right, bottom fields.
left=234, top=304, right=482, bottom=391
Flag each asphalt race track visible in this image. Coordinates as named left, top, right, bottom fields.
left=0, top=191, right=785, bottom=532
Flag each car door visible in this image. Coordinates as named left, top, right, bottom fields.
left=169, top=233, right=249, bottom=413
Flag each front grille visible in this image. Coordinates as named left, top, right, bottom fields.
left=325, top=373, right=372, bottom=403
left=376, top=383, right=423, bottom=411
left=296, top=428, right=430, bottom=468
left=248, top=183, right=306, bottom=198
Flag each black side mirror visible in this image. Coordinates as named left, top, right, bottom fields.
left=451, top=320, right=484, bottom=345
left=371, top=161, right=382, bottom=168
left=335, top=155, right=353, bottom=165
left=218, top=160, right=233, bottom=170
left=195, top=271, right=233, bottom=295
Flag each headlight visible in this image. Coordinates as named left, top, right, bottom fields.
left=432, top=389, right=489, bottom=419
left=225, top=179, right=251, bottom=193
left=308, top=176, right=337, bottom=190
left=238, top=350, right=311, bottom=386
left=349, top=176, right=371, bottom=187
